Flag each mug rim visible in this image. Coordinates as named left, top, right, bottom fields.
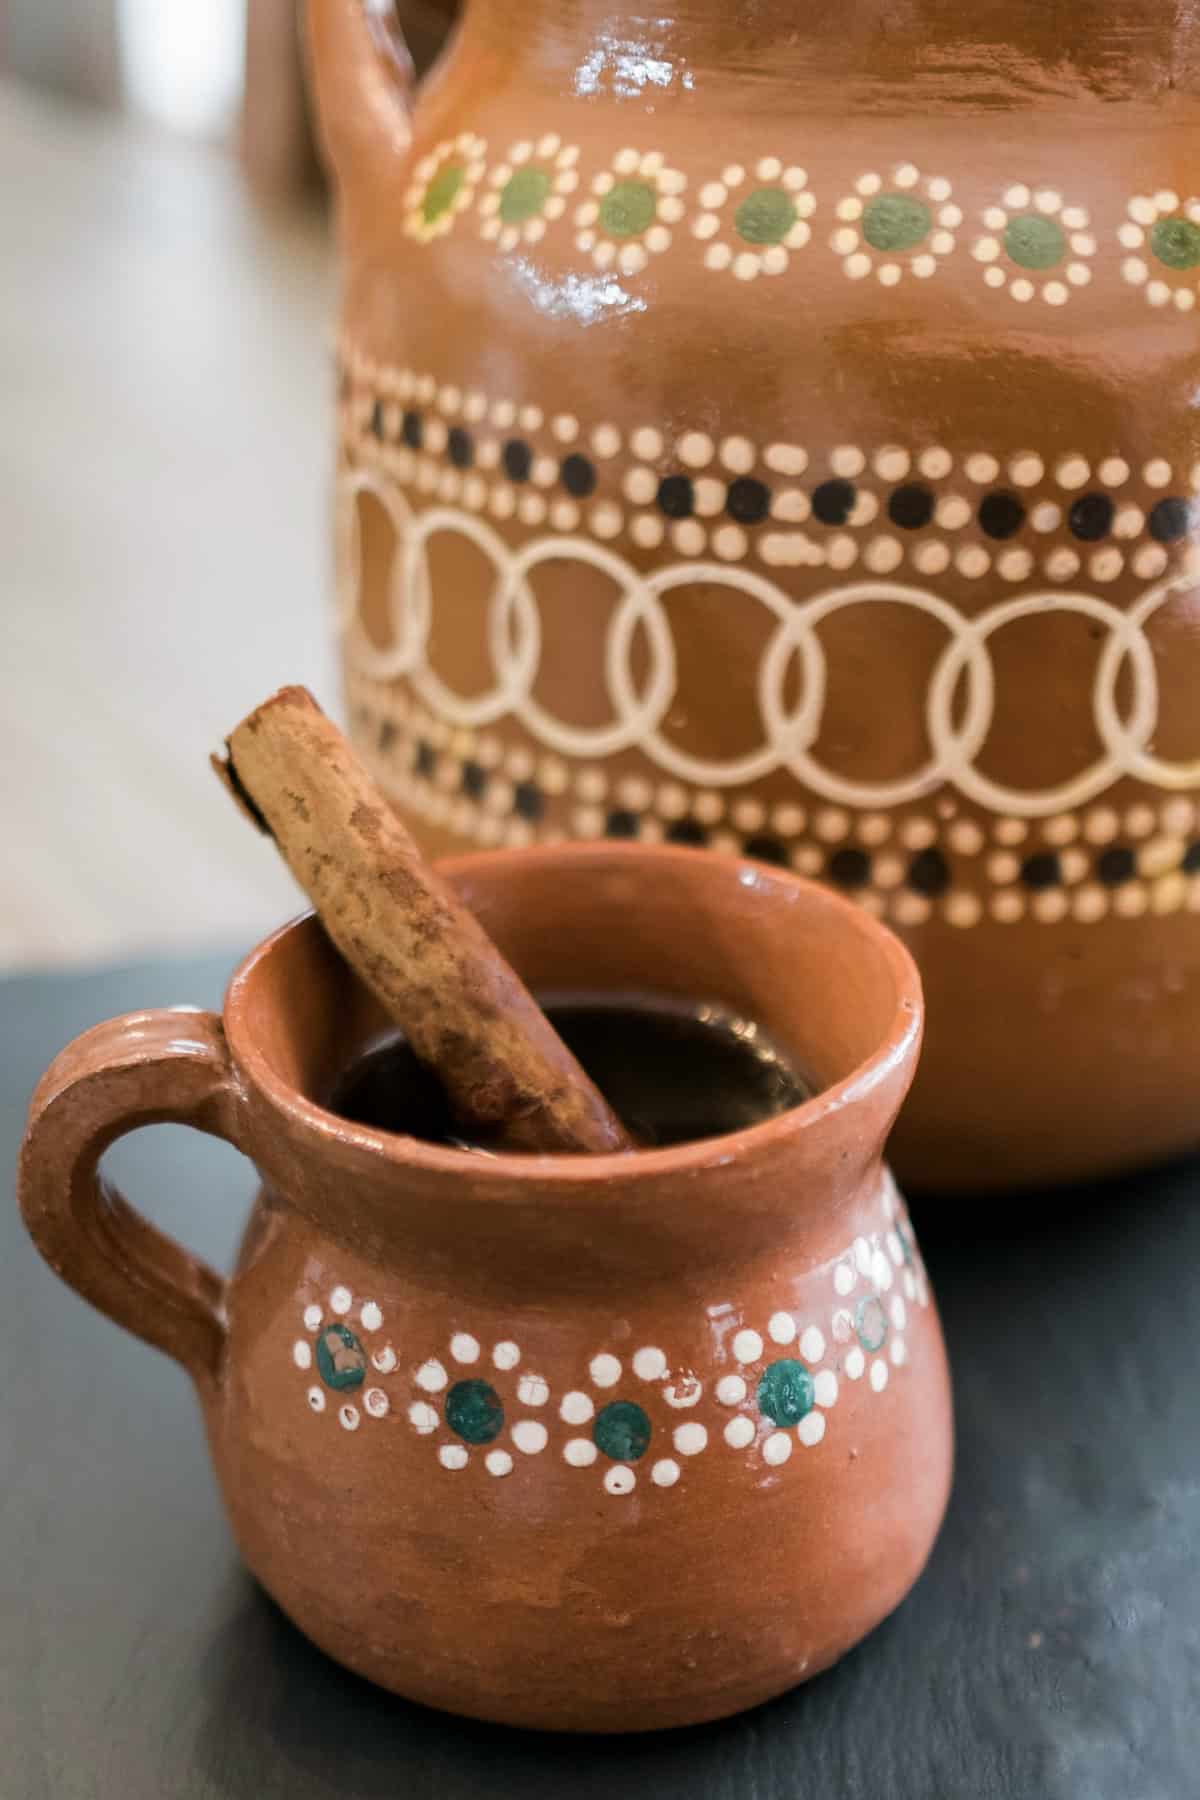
left=224, top=842, right=923, bottom=1188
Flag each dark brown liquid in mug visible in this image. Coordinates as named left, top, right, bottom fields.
left=329, top=999, right=816, bottom=1150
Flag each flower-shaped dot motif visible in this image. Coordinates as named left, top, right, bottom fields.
left=294, top=1289, right=388, bottom=1430
left=575, top=148, right=687, bottom=275
left=480, top=134, right=580, bottom=250
left=832, top=165, right=959, bottom=285
left=972, top=186, right=1095, bottom=304
left=403, top=133, right=487, bottom=243
left=1119, top=191, right=1200, bottom=312
left=558, top=1345, right=697, bottom=1494
left=408, top=1336, right=551, bottom=1476
left=691, top=158, right=815, bottom=280
left=718, top=1315, right=839, bottom=1462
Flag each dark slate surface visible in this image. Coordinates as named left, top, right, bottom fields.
left=4, top=951, right=1198, bottom=1798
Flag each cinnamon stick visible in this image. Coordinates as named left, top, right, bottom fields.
left=213, top=686, right=632, bottom=1155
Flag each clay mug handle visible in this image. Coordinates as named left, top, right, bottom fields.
left=306, top=0, right=415, bottom=189
left=17, top=1010, right=244, bottom=1394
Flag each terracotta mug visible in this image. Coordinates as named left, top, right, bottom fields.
left=18, top=844, right=951, bottom=1732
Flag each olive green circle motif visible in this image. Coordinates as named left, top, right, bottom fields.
left=500, top=166, right=552, bottom=225
left=445, top=1379, right=505, bottom=1444
left=1150, top=216, right=1200, bottom=271
left=422, top=163, right=464, bottom=224
left=862, top=193, right=931, bottom=253
left=592, top=1400, right=652, bottom=1462
left=856, top=1296, right=888, bottom=1353
left=599, top=179, right=657, bottom=239
left=315, top=1322, right=366, bottom=1392
left=1004, top=213, right=1065, bottom=270
left=734, top=187, right=798, bottom=246
left=756, top=1358, right=815, bottom=1427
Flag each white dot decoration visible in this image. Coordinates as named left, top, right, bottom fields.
left=493, top=1340, right=521, bottom=1370
left=307, top=1386, right=325, bottom=1413
left=486, top=1449, right=514, bottom=1477
left=439, top=1444, right=468, bottom=1470
left=605, top=1466, right=636, bottom=1495
left=364, top=1387, right=389, bottom=1419
left=450, top=1332, right=480, bottom=1364
left=633, top=1346, right=668, bottom=1380
left=652, top=1459, right=681, bottom=1487
left=416, top=1359, right=448, bottom=1393
left=560, top=1390, right=594, bottom=1425
left=292, top=1340, right=312, bottom=1370
left=834, top=1262, right=856, bottom=1296
left=564, top=1437, right=598, bottom=1467
left=813, top=1369, right=839, bottom=1409
left=517, top=1372, right=550, bottom=1407
left=339, top=1404, right=361, bottom=1432
left=409, top=1401, right=438, bottom=1434
left=716, top=1374, right=748, bottom=1405
left=303, top=1303, right=322, bottom=1332
left=1119, top=192, right=1200, bottom=310
left=512, top=1420, right=549, bottom=1454
left=590, top=1353, right=622, bottom=1388
left=768, top=1311, right=797, bottom=1344
left=799, top=1325, right=827, bottom=1364
left=575, top=151, right=686, bottom=270
left=330, top=1286, right=352, bottom=1315
left=674, top=1422, right=708, bottom=1456
left=797, top=1412, right=826, bottom=1447
left=724, top=1415, right=756, bottom=1449
left=870, top=1359, right=889, bottom=1392
left=844, top=1347, right=866, bottom=1380
left=360, top=1301, right=383, bottom=1332
left=733, top=1328, right=764, bottom=1364
left=763, top=1430, right=793, bottom=1466
left=372, top=1346, right=397, bottom=1374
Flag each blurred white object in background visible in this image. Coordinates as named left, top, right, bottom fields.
left=118, top=0, right=247, bottom=136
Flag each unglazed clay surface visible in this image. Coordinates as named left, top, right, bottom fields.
left=19, top=844, right=952, bottom=1732
left=309, top=0, right=1200, bottom=1188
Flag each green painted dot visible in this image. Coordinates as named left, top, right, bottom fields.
left=599, top=179, right=657, bottom=239
left=734, top=187, right=798, bottom=246
left=862, top=193, right=931, bottom=253
left=445, top=1379, right=505, bottom=1444
left=756, top=1358, right=814, bottom=1427
left=422, top=163, right=464, bottom=224
left=1004, top=213, right=1065, bottom=270
left=500, top=165, right=551, bottom=225
left=592, top=1400, right=651, bottom=1462
left=856, top=1296, right=888, bottom=1353
left=1150, top=216, right=1200, bottom=271
left=315, top=1322, right=365, bottom=1392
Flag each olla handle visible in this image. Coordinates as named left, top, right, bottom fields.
left=306, top=0, right=415, bottom=186
left=17, top=1009, right=244, bottom=1392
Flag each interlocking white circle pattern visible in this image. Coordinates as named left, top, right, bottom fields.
left=338, top=468, right=1199, bottom=818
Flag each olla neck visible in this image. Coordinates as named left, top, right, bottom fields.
left=458, top=0, right=1198, bottom=109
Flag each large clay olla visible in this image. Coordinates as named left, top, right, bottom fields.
left=311, top=0, right=1200, bottom=1190
left=18, top=845, right=952, bottom=1732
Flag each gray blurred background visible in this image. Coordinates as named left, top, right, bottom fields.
left=1, top=1, right=451, bottom=971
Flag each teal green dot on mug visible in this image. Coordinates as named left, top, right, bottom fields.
left=445, top=1379, right=505, bottom=1444
left=735, top=187, right=797, bottom=245
left=856, top=1295, right=889, bottom=1352
left=1004, top=213, right=1065, bottom=270
left=592, top=1400, right=652, bottom=1461
left=862, top=193, right=931, bottom=253
left=599, top=179, right=656, bottom=239
left=422, top=162, right=464, bottom=224
left=1150, top=216, right=1200, bottom=271
left=756, top=1358, right=814, bottom=1427
left=315, top=1322, right=366, bottom=1392
left=500, top=166, right=551, bottom=224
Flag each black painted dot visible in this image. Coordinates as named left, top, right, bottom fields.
left=514, top=781, right=543, bottom=821
left=744, top=835, right=787, bottom=866
left=377, top=718, right=397, bottom=753
left=606, top=809, right=639, bottom=839
left=460, top=761, right=486, bottom=799
left=401, top=409, right=423, bottom=450
left=447, top=426, right=473, bottom=468
left=1068, top=493, right=1115, bottom=542
left=414, top=739, right=436, bottom=779
left=666, top=818, right=708, bottom=847
left=812, top=479, right=856, bottom=527
left=1097, top=845, right=1136, bottom=886
left=907, top=848, right=950, bottom=896
left=978, top=492, right=1026, bottom=540
left=1183, top=841, right=1200, bottom=874
left=656, top=474, right=695, bottom=519
left=503, top=439, right=532, bottom=482
left=829, top=846, right=871, bottom=889
left=1020, top=851, right=1061, bottom=890
left=888, top=485, right=935, bottom=531
left=369, top=399, right=387, bottom=440
left=1149, top=497, right=1192, bottom=544
left=561, top=453, right=596, bottom=497
left=726, top=477, right=771, bottom=526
